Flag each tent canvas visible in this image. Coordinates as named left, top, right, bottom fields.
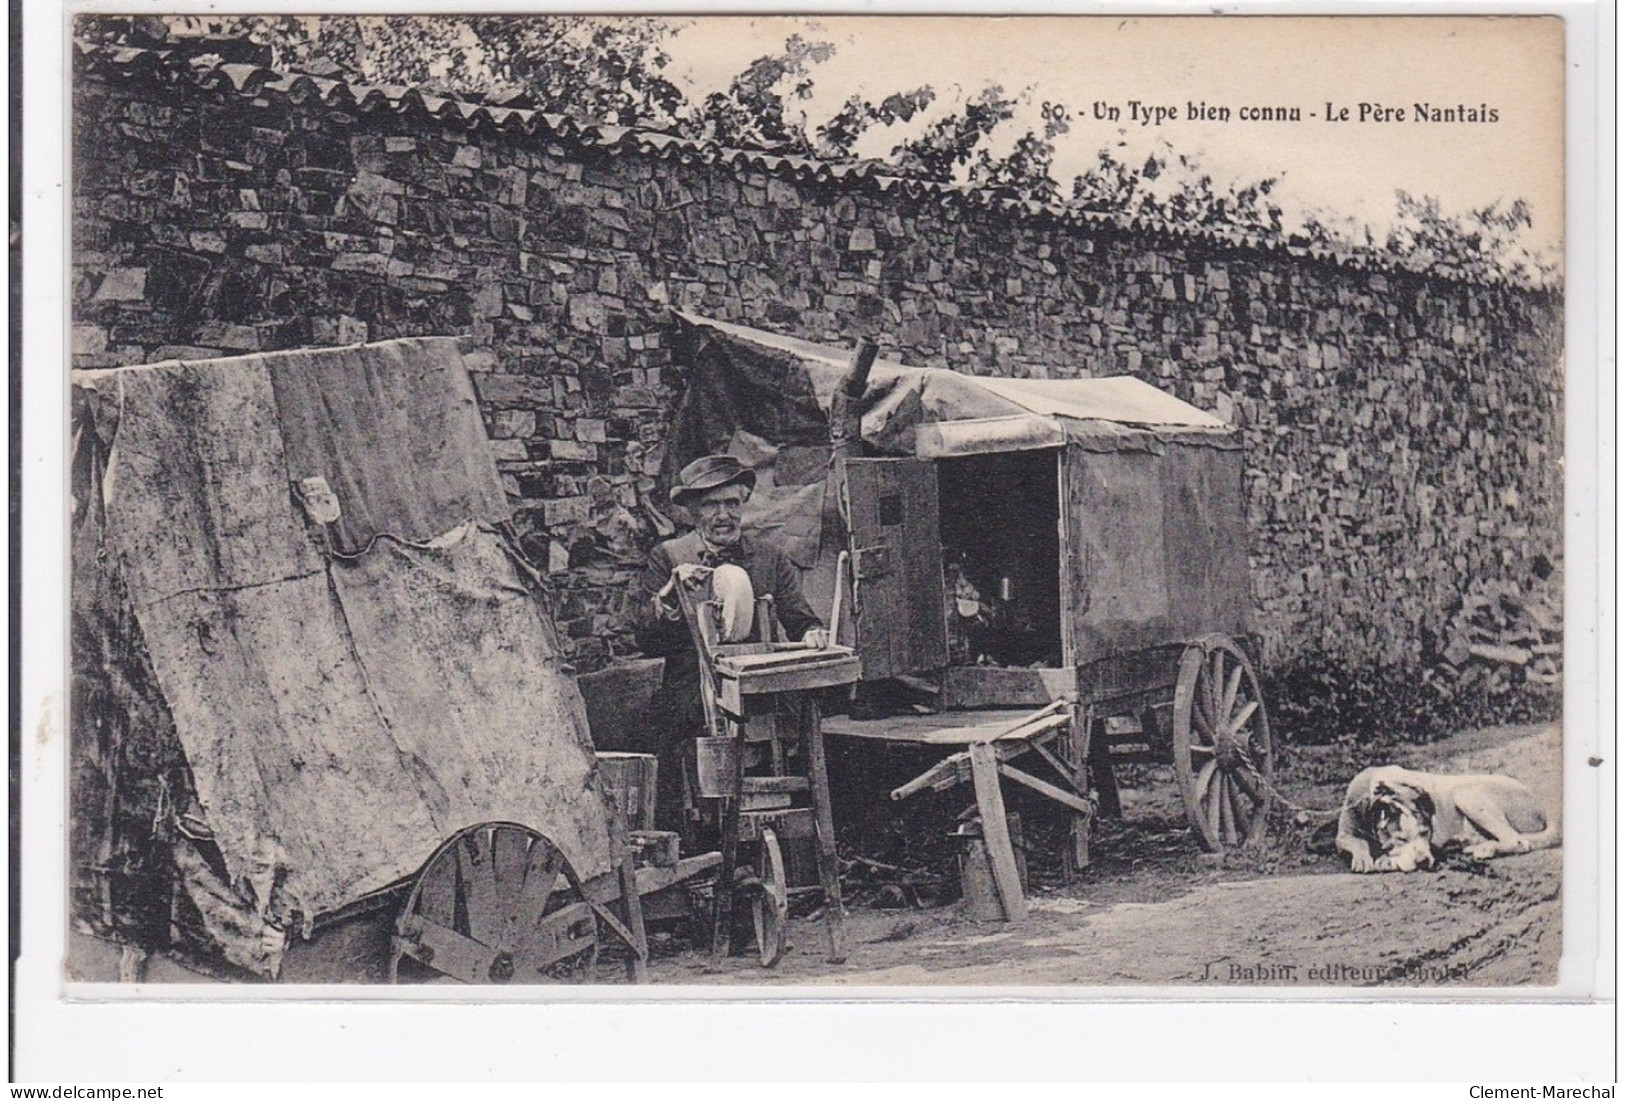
left=71, top=337, right=617, bottom=977
left=667, top=311, right=1235, bottom=461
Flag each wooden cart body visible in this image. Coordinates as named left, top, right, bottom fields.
left=669, top=314, right=1272, bottom=870
left=669, top=312, right=1250, bottom=703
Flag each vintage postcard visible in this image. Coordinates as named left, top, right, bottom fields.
left=17, top=2, right=1611, bottom=1082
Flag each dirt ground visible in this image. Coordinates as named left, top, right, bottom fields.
left=644, top=721, right=1564, bottom=988
left=69, top=721, right=1563, bottom=989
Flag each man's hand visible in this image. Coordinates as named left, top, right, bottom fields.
left=801, top=627, right=829, bottom=650
left=671, top=563, right=713, bottom=585
left=655, top=563, right=720, bottom=620
left=656, top=564, right=713, bottom=622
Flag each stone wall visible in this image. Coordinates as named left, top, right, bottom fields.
left=70, top=51, right=1564, bottom=727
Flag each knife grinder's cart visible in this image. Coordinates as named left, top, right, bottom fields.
left=671, top=568, right=861, bottom=966
left=663, top=316, right=1273, bottom=926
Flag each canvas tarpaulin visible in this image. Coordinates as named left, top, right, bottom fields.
left=268, top=340, right=511, bottom=555
left=667, top=311, right=1238, bottom=469
left=71, top=338, right=614, bottom=976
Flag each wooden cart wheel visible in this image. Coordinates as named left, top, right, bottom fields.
left=1171, top=636, right=1274, bottom=852
left=390, top=822, right=598, bottom=984
left=751, top=828, right=789, bottom=967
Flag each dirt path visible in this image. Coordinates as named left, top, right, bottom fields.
left=647, top=722, right=1563, bottom=988
left=70, top=722, right=1561, bottom=988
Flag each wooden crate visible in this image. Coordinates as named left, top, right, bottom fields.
left=594, top=752, right=658, bottom=833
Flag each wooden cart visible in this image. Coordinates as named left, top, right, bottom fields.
left=664, top=316, right=1273, bottom=924
left=386, top=815, right=723, bottom=985
left=832, top=441, right=1273, bottom=871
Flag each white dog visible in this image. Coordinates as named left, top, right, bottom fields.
left=1335, top=766, right=1559, bottom=873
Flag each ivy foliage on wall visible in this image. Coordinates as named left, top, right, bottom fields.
left=78, top=14, right=1558, bottom=288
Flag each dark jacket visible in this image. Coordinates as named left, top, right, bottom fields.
left=634, top=531, right=823, bottom=687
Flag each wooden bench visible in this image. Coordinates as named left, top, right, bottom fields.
left=823, top=697, right=1089, bottom=923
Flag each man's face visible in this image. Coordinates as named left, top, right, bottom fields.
left=692, top=484, right=748, bottom=546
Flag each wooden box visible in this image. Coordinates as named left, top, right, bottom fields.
left=594, top=751, right=658, bottom=832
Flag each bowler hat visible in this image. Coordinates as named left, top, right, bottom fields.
left=670, top=454, right=757, bottom=505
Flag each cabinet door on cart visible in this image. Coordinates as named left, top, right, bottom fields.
left=842, top=458, right=948, bottom=681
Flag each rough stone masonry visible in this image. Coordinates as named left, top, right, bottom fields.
left=70, top=45, right=1563, bottom=729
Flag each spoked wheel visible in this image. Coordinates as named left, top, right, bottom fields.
left=390, top=822, right=598, bottom=984
left=750, top=829, right=789, bottom=967
left=1171, top=635, right=1273, bottom=852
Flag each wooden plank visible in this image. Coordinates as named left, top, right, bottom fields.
left=507, top=903, right=598, bottom=982
left=967, top=697, right=1069, bottom=740
left=490, top=827, right=532, bottom=948
left=735, top=807, right=815, bottom=843
left=616, top=848, right=649, bottom=983
left=890, top=751, right=970, bottom=801
left=997, top=761, right=1094, bottom=816
left=824, top=715, right=1000, bottom=743
left=804, top=699, right=847, bottom=963
left=1057, top=446, right=1076, bottom=669
left=714, top=646, right=858, bottom=674
left=573, top=853, right=720, bottom=908
left=739, top=711, right=779, bottom=745
left=1078, top=645, right=1186, bottom=707
left=739, top=792, right=794, bottom=811
left=718, top=655, right=861, bottom=712
left=511, top=838, right=563, bottom=943
left=594, top=752, right=659, bottom=833
left=632, top=852, right=721, bottom=898
left=843, top=457, right=892, bottom=679
left=414, top=842, right=459, bottom=929
left=826, top=711, right=1066, bottom=746
left=896, top=460, right=950, bottom=676
left=945, top=665, right=1076, bottom=710
left=629, top=830, right=681, bottom=868
left=399, top=913, right=500, bottom=984
left=967, top=742, right=1027, bottom=922
left=958, top=838, right=1004, bottom=923
left=637, top=887, right=697, bottom=925
left=738, top=776, right=809, bottom=794
left=577, top=659, right=664, bottom=754
left=1067, top=708, right=1093, bottom=877
left=843, top=458, right=948, bottom=680
left=1063, top=442, right=1252, bottom=665
left=988, top=711, right=1071, bottom=743
left=722, top=654, right=862, bottom=692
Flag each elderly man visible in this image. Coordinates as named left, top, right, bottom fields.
left=635, top=454, right=826, bottom=833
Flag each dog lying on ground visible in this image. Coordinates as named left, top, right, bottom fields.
left=1334, top=765, right=1559, bottom=873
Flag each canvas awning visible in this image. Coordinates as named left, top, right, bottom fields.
left=672, top=312, right=1238, bottom=460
